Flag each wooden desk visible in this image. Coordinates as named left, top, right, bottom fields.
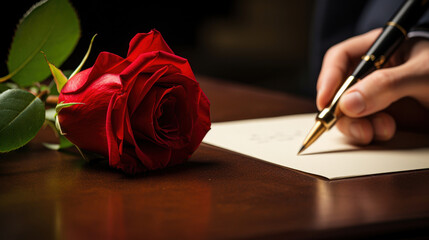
left=1, top=76, right=429, bottom=239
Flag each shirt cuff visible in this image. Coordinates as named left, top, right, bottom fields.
left=408, top=24, right=429, bottom=39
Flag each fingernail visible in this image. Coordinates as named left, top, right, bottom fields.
left=342, top=91, right=365, bottom=114
left=349, top=122, right=363, bottom=140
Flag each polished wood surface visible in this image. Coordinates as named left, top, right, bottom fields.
left=1, top=76, right=429, bottom=240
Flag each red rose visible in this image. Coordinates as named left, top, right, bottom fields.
left=58, top=30, right=211, bottom=174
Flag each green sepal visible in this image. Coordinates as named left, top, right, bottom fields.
left=69, top=34, right=97, bottom=79
left=43, top=53, right=68, bottom=92
left=54, top=101, right=84, bottom=135
left=55, top=102, right=84, bottom=115
left=43, top=134, right=74, bottom=150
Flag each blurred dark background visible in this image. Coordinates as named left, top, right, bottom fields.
left=0, top=0, right=315, bottom=97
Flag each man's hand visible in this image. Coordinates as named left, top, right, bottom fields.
left=316, top=28, right=429, bottom=144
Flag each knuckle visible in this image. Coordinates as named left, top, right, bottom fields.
left=325, top=45, right=341, bottom=59
left=370, top=70, right=399, bottom=91
left=416, top=56, right=429, bottom=74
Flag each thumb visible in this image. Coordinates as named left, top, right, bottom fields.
left=339, top=66, right=409, bottom=118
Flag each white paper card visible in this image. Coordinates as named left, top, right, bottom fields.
left=203, top=113, right=429, bottom=179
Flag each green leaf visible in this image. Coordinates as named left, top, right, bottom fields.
left=69, top=34, right=97, bottom=79
left=2, top=0, right=80, bottom=86
left=44, top=54, right=68, bottom=92
left=0, top=89, right=45, bottom=152
left=0, top=83, right=19, bottom=93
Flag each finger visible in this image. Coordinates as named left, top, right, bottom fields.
left=316, top=29, right=382, bottom=110
left=370, top=112, right=396, bottom=141
left=336, top=116, right=374, bottom=145
left=402, top=40, right=429, bottom=107
left=339, top=38, right=429, bottom=117
left=336, top=112, right=396, bottom=144
left=339, top=64, right=410, bottom=118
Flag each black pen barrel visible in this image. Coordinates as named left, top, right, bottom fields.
left=352, top=0, right=429, bottom=79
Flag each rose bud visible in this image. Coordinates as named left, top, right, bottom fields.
left=58, top=30, right=211, bottom=174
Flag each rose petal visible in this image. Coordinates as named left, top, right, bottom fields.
left=130, top=85, right=165, bottom=144
left=119, top=51, right=161, bottom=91
left=197, top=91, right=211, bottom=131
left=106, top=91, right=132, bottom=168
left=155, top=85, right=192, bottom=148
left=125, top=50, right=195, bottom=82
left=130, top=84, right=191, bottom=149
left=124, top=113, right=169, bottom=169
left=59, top=73, right=122, bottom=156
left=106, top=93, right=122, bottom=167
left=125, top=52, right=197, bottom=115
left=127, top=29, right=174, bottom=60
left=134, top=140, right=172, bottom=169
left=60, top=68, right=92, bottom=94
left=127, top=66, right=168, bottom=115
left=145, top=51, right=195, bottom=80
left=169, top=91, right=211, bottom=165
left=157, top=72, right=199, bottom=88
left=115, top=147, right=146, bottom=174
left=62, top=52, right=126, bottom=94
left=158, top=73, right=201, bottom=124
left=156, top=96, right=178, bottom=132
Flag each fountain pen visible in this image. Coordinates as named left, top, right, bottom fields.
left=298, top=0, right=429, bottom=155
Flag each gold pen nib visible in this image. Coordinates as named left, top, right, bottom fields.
left=297, top=120, right=327, bottom=155
left=297, top=145, right=307, bottom=156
